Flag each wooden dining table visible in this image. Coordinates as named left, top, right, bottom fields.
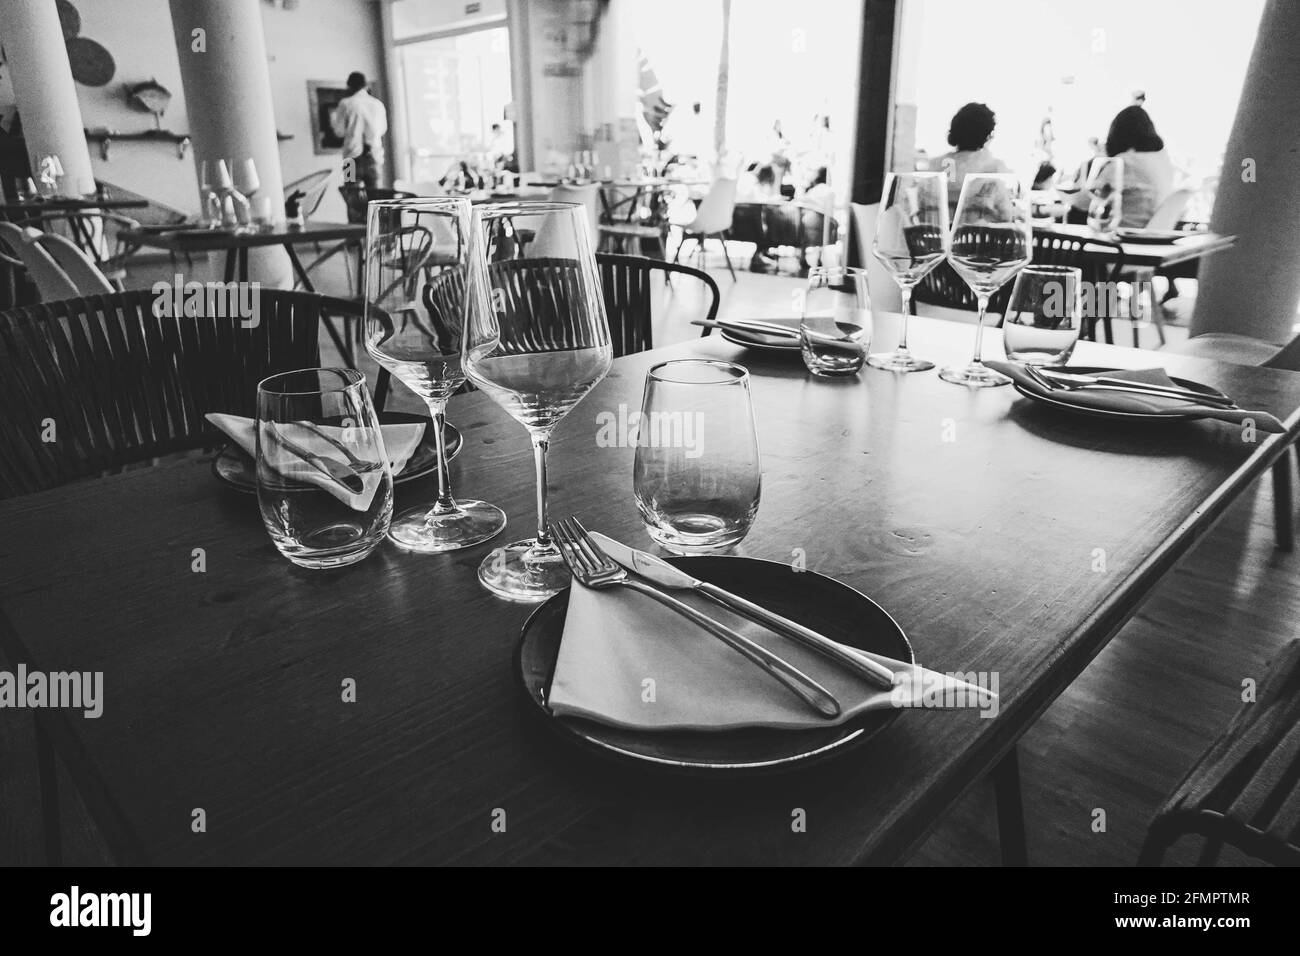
left=2, top=315, right=1298, bottom=865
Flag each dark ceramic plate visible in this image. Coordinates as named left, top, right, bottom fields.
left=720, top=316, right=802, bottom=352
left=212, top=412, right=459, bottom=492
left=1013, top=365, right=1229, bottom=422
left=515, top=555, right=913, bottom=774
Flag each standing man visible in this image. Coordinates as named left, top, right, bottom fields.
left=332, top=71, right=388, bottom=190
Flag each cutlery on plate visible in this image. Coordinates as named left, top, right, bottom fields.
left=1022, top=365, right=1236, bottom=408
left=551, top=516, right=841, bottom=719
left=293, top=420, right=378, bottom=471
left=690, top=319, right=801, bottom=339
left=266, top=426, right=367, bottom=494
left=1030, top=367, right=1237, bottom=406
left=589, top=531, right=897, bottom=691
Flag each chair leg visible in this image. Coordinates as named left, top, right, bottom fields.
left=374, top=367, right=391, bottom=413
left=993, top=746, right=1028, bottom=866
left=716, top=233, right=737, bottom=282
left=1272, top=455, right=1295, bottom=551
left=34, top=715, right=63, bottom=865
left=1148, top=277, right=1166, bottom=346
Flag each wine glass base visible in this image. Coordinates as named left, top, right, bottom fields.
left=387, top=500, right=506, bottom=553
left=937, top=363, right=1012, bottom=388
left=477, top=538, right=570, bottom=602
left=867, top=351, right=935, bottom=373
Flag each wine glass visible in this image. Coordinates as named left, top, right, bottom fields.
left=232, top=157, right=261, bottom=197
left=938, top=173, right=1032, bottom=388
left=463, top=201, right=613, bottom=601
left=868, top=171, right=948, bottom=372
left=1086, top=156, right=1123, bottom=236
left=363, top=197, right=507, bottom=552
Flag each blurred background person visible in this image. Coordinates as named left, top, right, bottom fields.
left=933, top=102, right=1010, bottom=209
left=1105, top=103, right=1176, bottom=227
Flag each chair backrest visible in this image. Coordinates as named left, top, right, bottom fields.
left=0, top=222, right=78, bottom=301
left=31, top=232, right=115, bottom=295
left=0, top=289, right=351, bottom=499
left=597, top=253, right=720, bottom=356
left=339, top=184, right=417, bottom=224
left=285, top=168, right=334, bottom=219
left=1145, top=188, right=1193, bottom=232
left=690, top=177, right=738, bottom=233
left=548, top=184, right=602, bottom=245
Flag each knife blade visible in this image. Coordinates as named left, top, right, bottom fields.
left=588, top=532, right=897, bottom=691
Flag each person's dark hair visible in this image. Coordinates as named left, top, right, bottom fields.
left=807, top=166, right=829, bottom=189
left=756, top=165, right=776, bottom=187
left=947, top=102, right=997, bottom=152
left=346, top=72, right=367, bottom=93
left=1105, top=105, right=1164, bottom=156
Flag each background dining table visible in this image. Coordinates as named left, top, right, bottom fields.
left=2, top=315, right=1298, bottom=865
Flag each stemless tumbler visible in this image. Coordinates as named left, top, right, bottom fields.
left=1002, top=265, right=1083, bottom=366
left=632, top=360, right=761, bottom=554
left=799, top=266, right=871, bottom=376
left=256, top=368, right=393, bottom=568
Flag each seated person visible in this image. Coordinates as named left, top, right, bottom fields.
left=933, top=102, right=1010, bottom=211
left=1104, top=105, right=1176, bottom=228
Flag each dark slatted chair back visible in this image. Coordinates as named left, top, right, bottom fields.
left=598, top=253, right=719, bottom=356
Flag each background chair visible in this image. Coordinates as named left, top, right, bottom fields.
left=1029, top=228, right=1129, bottom=344
left=547, top=183, right=602, bottom=246
left=29, top=232, right=116, bottom=295
left=0, top=289, right=360, bottom=499
left=597, top=253, right=720, bottom=356
left=1140, top=639, right=1300, bottom=866
left=670, top=176, right=739, bottom=280
left=283, top=168, right=334, bottom=221
left=0, top=222, right=78, bottom=301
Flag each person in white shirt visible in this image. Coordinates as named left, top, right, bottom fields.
left=331, top=72, right=388, bottom=190
left=1103, top=105, right=1176, bottom=228
left=932, top=102, right=1011, bottom=212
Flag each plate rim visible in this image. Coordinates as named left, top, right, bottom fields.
left=513, top=553, right=915, bottom=775
left=719, top=317, right=802, bottom=352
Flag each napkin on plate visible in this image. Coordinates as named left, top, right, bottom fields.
left=548, top=580, right=996, bottom=732
left=205, top=413, right=424, bottom=510
left=986, top=361, right=1287, bottom=432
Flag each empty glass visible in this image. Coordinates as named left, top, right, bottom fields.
left=633, top=360, right=761, bottom=554
left=256, top=368, right=393, bottom=569
left=1086, top=157, right=1123, bottom=235
left=364, top=197, right=506, bottom=553
left=1002, top=265, right=1083, bottom=366
left=868, top=172, right=948, bottom=372
left=799, top=266, right=871, bottom=376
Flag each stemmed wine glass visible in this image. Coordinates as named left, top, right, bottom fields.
left=938, top=173, right=1032, bottom=387
left=868, top=171, right=948, bottom=372
left=463, top=202, right=613, bottom=601
left=363, top=197, right=507, bottom=552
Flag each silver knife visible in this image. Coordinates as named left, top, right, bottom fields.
left=1035, top=368, right=1237, bottom=406
left=588, top=532, right=897, bottom=691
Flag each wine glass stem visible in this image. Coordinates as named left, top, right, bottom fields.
left=531, top=432, right=552, bottom=547
left=897, top=284, right=913, bottom=353
left=427, top=399, right=457, bottom=515
left=972, top=294, right=990, bottom=365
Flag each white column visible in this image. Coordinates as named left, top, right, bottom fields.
left=0, top=0, right=97, bottom=196
left=169, top=0, right=289, bottom=285
left=1190, top=0, right=1300, bottom=343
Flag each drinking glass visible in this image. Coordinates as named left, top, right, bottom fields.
left=1086, top=157, right=1123, bottom=235
left=868, top=171, right=948, bottom=372
left=233, top=157, right=261, bottom=197
left=799, top=266, right=871, bottom=376
left=1002, top=265, right=1083, bottom=366
left=633, top=360, right=761, bottom=554
left=939, top=173, right=1032, bottom=387
left=464, top=201, right=613, bottom=601
left=256, top=368, right=393, bottom=568
left=364, top=197, right=506, bottom=552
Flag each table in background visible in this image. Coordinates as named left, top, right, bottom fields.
left=2, top=316, right=1298, bottom=865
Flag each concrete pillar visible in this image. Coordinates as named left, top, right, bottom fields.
left=1190, top=0, right=1300, bottom=343
left=0, top=0, right=97, bottom=197
left=168, top=0, right=289, bottom=285
left=505, top=0, right=535, bottom=173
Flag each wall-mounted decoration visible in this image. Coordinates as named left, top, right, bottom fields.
left=127, top=79, right=173, bottom=129
left=59, top=0, right=117, bottom=87
left=307, top=81, right=348, bottom=155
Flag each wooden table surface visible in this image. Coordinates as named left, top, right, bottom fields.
left=2, top=316, right=1298, bottom=865
left=119, top=220, right=364, bottom=252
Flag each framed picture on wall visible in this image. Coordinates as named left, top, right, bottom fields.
left=307, top=81, right=349, bottom=154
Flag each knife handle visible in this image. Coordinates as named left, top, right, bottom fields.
left=695, top=583, right=898, bottom=691
left=619, top=578, right=841, bottom=719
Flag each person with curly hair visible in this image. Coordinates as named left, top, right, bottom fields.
left=932, top=102, right=1010, bottom=210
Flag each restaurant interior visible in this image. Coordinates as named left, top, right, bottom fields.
left=0, top=0, right=1298, bottom=876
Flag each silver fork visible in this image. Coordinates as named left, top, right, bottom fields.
left=551, top=516, right=841, bottom=719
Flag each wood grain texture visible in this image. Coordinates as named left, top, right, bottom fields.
left=1, top=315, right=1298, bottom=865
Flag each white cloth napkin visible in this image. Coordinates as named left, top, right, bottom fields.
left=205, top=413, right=423, bottom=510
left=987, top=362, right=1287, bottom=432
left=548, top=580, right=996, bottom=732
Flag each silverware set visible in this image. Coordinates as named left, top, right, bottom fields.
left=1021, top=364, right=1237, bottom=407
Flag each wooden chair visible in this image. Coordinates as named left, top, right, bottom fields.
left=0, top=289, right=362, bottom=499
left=1140, top=639, right=1300, bottom=866
left=911, top=260, right=1013, bottom=319
left=598, top=253, right=719, bottom=356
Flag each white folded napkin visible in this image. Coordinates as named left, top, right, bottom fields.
left=548, top=579, right=996, bottom=732
left=205, top=413, right=424, bottom=510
